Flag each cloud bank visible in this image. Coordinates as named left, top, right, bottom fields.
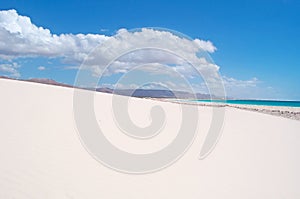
left=0, top=9, right=263, bottom=98
left=0, top=9, right=215, bottom=63
left=0, top=10, right=223, bottom=89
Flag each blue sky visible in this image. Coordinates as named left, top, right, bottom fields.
left=0, top=0, right=299, bottom=100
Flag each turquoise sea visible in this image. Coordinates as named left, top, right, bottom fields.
left=194, top=99, right=300, bottom=107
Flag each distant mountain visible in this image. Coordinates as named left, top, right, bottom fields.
left=109, top=89, right=214, bottom=99
left=95, top=87, right=114, bottom=93
left=0, top=76, right=14, bottom=79
left=26, top=78, right=74, bottom=88
left=0, top=76, right=219, bottom=99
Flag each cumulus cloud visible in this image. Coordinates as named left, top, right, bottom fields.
left=79, top=28, right=221, bottom=90
left=0, top=9, right=216, bottom=61
left=0, top=9, right=108, bottom=61
left=194, top=39, right=216, bottom=53
left=0, top=9, right=218, bottom=79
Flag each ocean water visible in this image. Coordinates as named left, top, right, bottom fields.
left=194, top=99, right=300, bottom=107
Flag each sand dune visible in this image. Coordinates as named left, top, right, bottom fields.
left=0, top=78, right=300, bottom=198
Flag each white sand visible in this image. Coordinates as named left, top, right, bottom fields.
left=1, top=78, right=300, bottom=198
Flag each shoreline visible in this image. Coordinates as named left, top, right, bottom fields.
left=154, top=98, right=300, bottom=121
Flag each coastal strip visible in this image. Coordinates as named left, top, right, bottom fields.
left=154, top=98, right=300, bottom=121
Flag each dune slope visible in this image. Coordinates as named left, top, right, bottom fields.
left=0, top=78, right=300, bottom=199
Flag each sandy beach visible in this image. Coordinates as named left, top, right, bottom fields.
left=1, top=78, right=300, bottom=198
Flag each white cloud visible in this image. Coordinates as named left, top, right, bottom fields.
left=63, top=65, right=80, bottom=70
left=80, top=28, right=221, bottom=89
left=194, top=39, right=217, bottom=53
left=222, top=76, right=259, bottom=88
left=0, top=62, right=20, bottom=77
left=0, top=9, right=218, bottom=80
left=0, top=9, right=108, bottom=61
left=221, top=76, right=264, bottom=98
left=0, top=9, right=269, bottom=99
left=37, top=66, right=46, bottom=70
